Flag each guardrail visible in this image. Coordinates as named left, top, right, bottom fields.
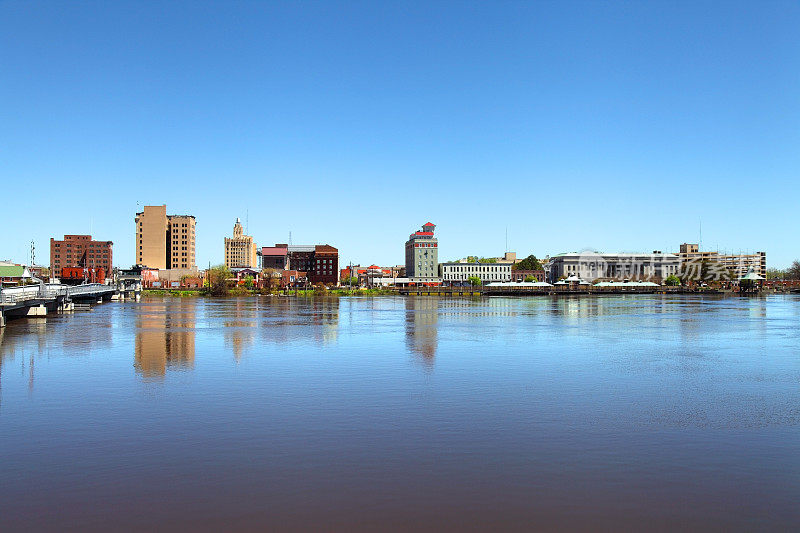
left=0, top=283, right=116, bottom=305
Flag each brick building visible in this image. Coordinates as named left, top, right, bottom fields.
left=50, top=235, right=113, bottom=275
left=267, top=243, right=339, bottom=285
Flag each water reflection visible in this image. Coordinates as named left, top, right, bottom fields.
left=223, top=299, right=259, bottom=361
left=256, top=297, right=340, bottom=346
left=405, top=297, right=438, bottom=365
left=134, top=301, right=196, bottom=379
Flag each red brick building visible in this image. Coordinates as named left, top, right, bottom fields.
left=50, top=235, right=113, bottom=276
left=269, top=244, right=339, bottom=286
left=510, top=270, right=546, bottom=282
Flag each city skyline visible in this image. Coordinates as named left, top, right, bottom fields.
left=2, top=2, right=798, bottom=268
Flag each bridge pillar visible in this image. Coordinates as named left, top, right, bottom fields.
left=27, top=305, right=47, bottom=317
left=0, top=311, right=5, bottom=328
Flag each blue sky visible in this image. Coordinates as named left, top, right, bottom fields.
left=2, top=1, right=798, bottom=269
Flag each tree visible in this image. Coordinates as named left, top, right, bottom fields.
left=342, top=276, right=358, bottom=287
left=664, top=275, right=681, bottom=286
left=513, top=254, right=543, bottom=271
left=468, top=276, right=482, bottom=287
left=262, top=268, right=279, bottom=290
left=243, top=275, right=255, bottom=290
left=787, top=260, right=800, bottom=280
left=205, top=265, right=232, bottom=296
left=524, top=275, right=535, bottom=282
left=766, top=268, right=786, bottom=280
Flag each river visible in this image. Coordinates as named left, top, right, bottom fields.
left=1, top=295, right=799, bottom=531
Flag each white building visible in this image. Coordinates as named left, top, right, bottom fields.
left=545, top=251, right=680, bottom=283
left=439, top=262, right=512, bottom=285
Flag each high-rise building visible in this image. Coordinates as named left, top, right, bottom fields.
left=50, top=235, right=113, bottom=274
left=224, top=218, right=257, bottom=268
left=405, top=222, right=438, bottom=278
left=135, top=205, right=196, bottom=269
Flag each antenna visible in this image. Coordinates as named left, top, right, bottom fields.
left=699, top=217, right=702, bottom=251
left=289, top=231, right=292, bottom=246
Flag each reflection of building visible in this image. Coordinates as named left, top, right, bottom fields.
left=50, top=234, right=113, bottom=274
left=405, top=222, right=438, bottom=279
left=135, top=205, right=196, bottom=270
left=545, top=252, right=681, bottom=283
left=225, top=218, right=257, bottom=269
left=258, top=297, right=340, bottom=345
left=405, top=297, right=438, bottom=364
left=135, top=303, right=196, bottom=378
left=677, top=243, right=766, bottom=279
left=224, top=299, right=258, bottom=361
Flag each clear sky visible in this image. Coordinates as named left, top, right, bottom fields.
left=2, top=1, right=798, bottom=269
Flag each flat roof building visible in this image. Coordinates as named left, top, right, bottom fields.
left=50, top=234, right=113, bottom=275
left=135, top=205, right=196, bottom=270
left=676, top=243, right=766, bottom=279
left=546, top=252, right=681, bottom=283
left=439, top=262, right=511, bottom=285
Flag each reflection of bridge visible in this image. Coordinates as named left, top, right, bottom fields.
left=0, top=283, right=118, bottom=327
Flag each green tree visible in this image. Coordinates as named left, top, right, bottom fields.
left=342, top=276, right=358, bottom=287
left=513, top=255, right=543, bottom=271
left=524, top=275, right=535, bottom=282
left=205, top=265, right=232, bottom=296
left=664, top=275, right=681, bottom=286
left=243, top=276, right=255, bottom=290
left=787, top=260, right=800, bottom=280
left=766, top=268, right=785, bottom=280
left=468, top=276, right=482, bottom=286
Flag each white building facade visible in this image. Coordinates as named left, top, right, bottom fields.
left=546, top=252, right=681, bottom=283
left=439, top=262, right=512, bottom=285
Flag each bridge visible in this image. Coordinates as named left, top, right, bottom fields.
left=0, top=283, right=122, bottom=327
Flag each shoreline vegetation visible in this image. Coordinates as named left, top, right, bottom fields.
left=142, top=287, right=398, bottom=297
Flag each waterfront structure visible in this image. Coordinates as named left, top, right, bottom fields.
left=545, top=251, right=681, bottom=283
left=439, top=262, right=512, bottom=285
left=224, top=218, right=257, bottom=269
left=50, top=234, right=113, bottom=275
left=677, top=243, right=766, bottom=279
left=405, top=222, right=438, bottom=279
left=135, top=205, right=196, bottom=270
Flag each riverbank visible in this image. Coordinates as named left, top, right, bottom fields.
left=141, top=287, right=398, bottom=297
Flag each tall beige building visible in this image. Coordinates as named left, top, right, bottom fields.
left=677, top=243, right=766, bottom=279
left=224, top=218, right=257, bottom=268
left=135, top=205, right=196, bottom=269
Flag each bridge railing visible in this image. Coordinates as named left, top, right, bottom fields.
left=0, top=283, right=115, bottom=305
